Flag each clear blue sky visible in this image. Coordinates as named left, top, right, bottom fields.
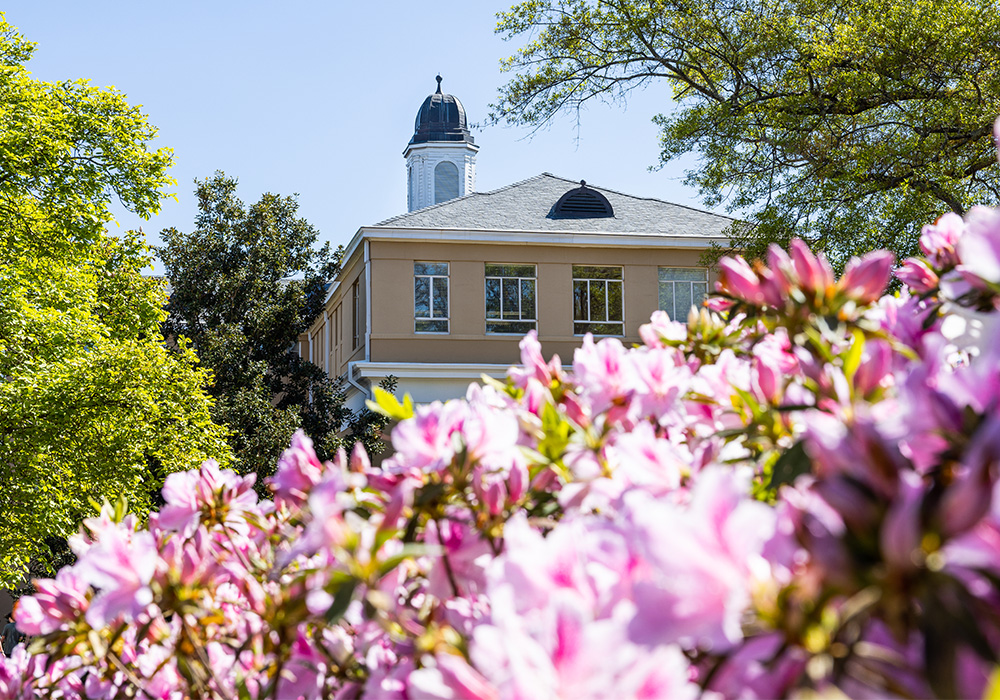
left=5, top=2, right=715, bottom=270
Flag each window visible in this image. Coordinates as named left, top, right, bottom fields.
left=573, top=265, right=623, bottom=335
left=414, top=262, right=449, bottom=333
left=485, top=264, right=536, bottom=334
left=434, top=161, right=459, bottom=204
left=352, top=280, right=361, bottom=349
left=658, top=268, right=708, bottom=320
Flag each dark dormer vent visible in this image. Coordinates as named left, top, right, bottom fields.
left=552, top=181, right=614, bottom=219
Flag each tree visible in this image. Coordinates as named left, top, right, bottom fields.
left=160, top=173, right=365, bottom=486
left=489, top=0, right=1000, bottom=268
left=0, top=16, right=231, bottom=585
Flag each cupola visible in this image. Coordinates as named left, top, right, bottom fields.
left=403, top=76, right=479, bottom=212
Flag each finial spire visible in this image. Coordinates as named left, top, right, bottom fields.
left=435, top=75, right=443, bottom=94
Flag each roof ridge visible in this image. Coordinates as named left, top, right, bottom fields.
left=540, top=172, right=736, bottom=221
left=372, top=173, right=551, bottom=227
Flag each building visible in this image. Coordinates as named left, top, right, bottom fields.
left=300, top=79, right=733, bottom=412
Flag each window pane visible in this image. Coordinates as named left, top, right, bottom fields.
left=522, top=279, right=536, bottom=320
left=487, top=320, right=536, bottom=334
left=486, top=263, right=534, bottom=278
left=414, top=277, right=430, bottom=316
left=416, top=319, right=449, bottom=333
left=575, top=321, right=623, bottom=336
left=433, top=277, right=448, bottom=317
left=693, top=282, right=708, bottom=305
left=573, top=265, right=622, bottom=280
left=608, top=281, right=623, bottom=322
left=573, top=280, right=588, bottom=321
left=590, top=281, right=607, bottom=322
left=659, top=267, right=707, bottom=282
left=676, top=283, right=693, bottom=320
left=485, top=278, right=501, bottom=318
left=659, top=282, right=675, bottom=317
left=434, top=161, right=460, bottom=204
left=502, top=279, right=520, bottom=319
left=415, top=262, right=448, bottom=276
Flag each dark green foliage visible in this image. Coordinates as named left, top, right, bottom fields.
left=161, top=173, right=383, bottom=487
left=491, top=0, right=1000, bottom=269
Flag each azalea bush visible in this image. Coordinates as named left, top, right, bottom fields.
left=4, top=136, right=1000, bottom=700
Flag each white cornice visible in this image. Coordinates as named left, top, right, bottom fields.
left=353, top=361, right=513, bottom=381
left=338, top=226, right=726, bottom=279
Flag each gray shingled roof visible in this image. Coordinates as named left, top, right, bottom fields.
left=373, top=173, right=734, bottom=236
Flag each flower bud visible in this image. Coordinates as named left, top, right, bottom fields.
left=896, top=258, right=939, bottom=293
left=839, top=250, right=894, bottom=304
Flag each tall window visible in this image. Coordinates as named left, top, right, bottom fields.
left=352, top=280, right=361, bottom=349
left=573, top=265, right=623, bottom=335
left=658, top=268, right=708, bottom=320
left=485, top=264, right=536, bottom=334
left=414, top=262, right=449, bottom=333
left=434, top=161, right=459, bottom=204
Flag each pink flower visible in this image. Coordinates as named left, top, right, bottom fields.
left=896, top=258, right=940, bottom=293
left=425, top=516, right=493, bottom=599
left=625, top=467, right=775, bottom=650
left=14, top=568, right=90, bottom=635
left=73, top=525, right=158, bottom=628
left=608, top=422, right=685, bottom=495
left=920, top=212, right=964, bottom=267
left=789, top=239, right=835, bottom=298
left=408, top=653, right=499, bottom=700
left=751, top=330, right=798, bottom=402
left=839, top=250, right=893, bottom=303
left=276, top=629, right=327, bottom=700
left=957, top=205, right=1000, bottom=287
left=508, top=330, right=562, bottom=388
left=388, top=400, right=465, bottom=474
left=158, top=459, right=258, bottom=537
left=716, top=256, right=765, bottom=305
left=628, top=347, right=691, bottom=424
left=270, top=430, right=326, bottom=506
left=639, top=310, right=687, bottom=348
left=572, top=335, right=636, bottom=418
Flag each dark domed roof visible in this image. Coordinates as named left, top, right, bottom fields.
left=409, top=76, right=474, bottom=145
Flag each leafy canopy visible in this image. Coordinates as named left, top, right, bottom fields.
left=161, top=173, right=359, bottom=485
left=490, top=0, right=1000, bottom=268
left=0, top=16, right=230, bottom=585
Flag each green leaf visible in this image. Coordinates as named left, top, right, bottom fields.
left=767, top=440, right=812, bottom=489
left=843, top=328, right=865, bottom=383
left=325, top=578, right=360, bottom=624
left=367, top=387, right=414, bottom=421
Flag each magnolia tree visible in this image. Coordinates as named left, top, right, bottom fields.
left=4, top=134, right=1000, bottom=700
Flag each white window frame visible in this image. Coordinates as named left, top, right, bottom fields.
left=485, top=263, right=537, bottom=334
left=414, top=262, right=450, bottom=333
left=572, top=265, right=624, bottom=336
left=657, top=267, right=709, bottom=320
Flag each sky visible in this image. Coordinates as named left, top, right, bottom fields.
left=4, top=2, right=716, bottom=271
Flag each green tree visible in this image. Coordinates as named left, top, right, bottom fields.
left=0, top=16, right=230, bottom=585
left=160, top=173, right=365, bottom=486
left=490, top=0, right=1000, bottom=268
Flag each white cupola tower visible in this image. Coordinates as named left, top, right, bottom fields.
left=403, top=76, right=479, bottom=212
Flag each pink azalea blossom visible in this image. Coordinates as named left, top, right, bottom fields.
left=896, top=258, right=939, bottom=293
left=624, top=467, right=775, bottom=651
left=920, top=211, right=964, bottom=267
left=839, top=250, right=894, bottom=303
left=73, top=525, right=158, bottom=628
left=15, top=568, right=90, bottom=635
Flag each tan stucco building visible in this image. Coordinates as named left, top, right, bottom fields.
left=301, top=80, right=733, bottom=412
